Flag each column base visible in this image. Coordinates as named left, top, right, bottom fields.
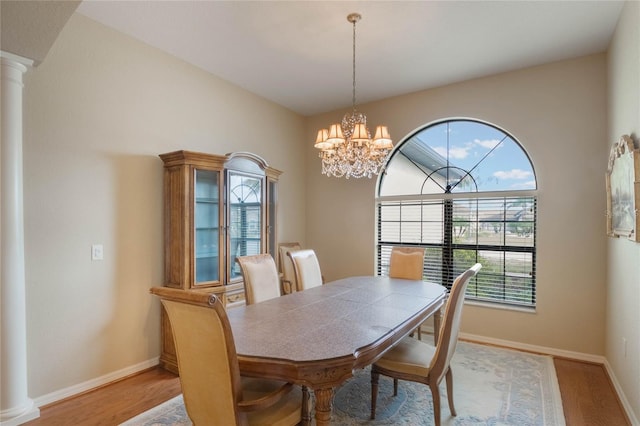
left=0, top=400, right=40, bottom=426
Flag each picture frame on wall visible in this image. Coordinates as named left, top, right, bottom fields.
left=606, top=134, right=640, bottom=242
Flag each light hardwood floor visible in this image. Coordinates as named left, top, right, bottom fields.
left=25, top=355, right=630, bottom=426
left=24, top=368, right=181, bottom=426
left=554, top=357, right=630, bottom=426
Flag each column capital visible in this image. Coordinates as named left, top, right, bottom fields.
left=1, top=51, right=34, bottom=71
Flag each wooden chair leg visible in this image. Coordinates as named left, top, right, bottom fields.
left=301, top=385, right=311, bottom=425
left=393, top=378, right=398, bottom=396
left=445, top=367, right=456, bottom=416
left=429, top=381, right=442, bottom=426
left=370, top=370, right=379, bottom=419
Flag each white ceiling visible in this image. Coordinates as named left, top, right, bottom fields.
left=76, top=1, right=624, bottom=117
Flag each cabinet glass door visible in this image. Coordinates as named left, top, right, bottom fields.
left=227, top=171, right=262, bottom=281
left=194, top=169, right=220, bottom=284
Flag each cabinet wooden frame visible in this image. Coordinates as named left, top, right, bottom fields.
left=161, top=150, right=226, bottom=289
left=158, top=150, right=281, bottom=372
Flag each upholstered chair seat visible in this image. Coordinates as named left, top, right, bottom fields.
left=240, top=377, right=302, bottom=426
left=372, top=336, right=437, bottom=376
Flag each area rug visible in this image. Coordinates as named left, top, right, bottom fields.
left=120, top=341, right=565, bottom=425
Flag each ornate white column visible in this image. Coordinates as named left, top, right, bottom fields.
left=1, top=52, right=40, bottom=425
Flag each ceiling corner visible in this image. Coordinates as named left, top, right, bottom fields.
left=1, top=0, right=81, bottom=65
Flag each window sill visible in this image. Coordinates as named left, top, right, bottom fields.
left=465, top=299, right=536, bottom=314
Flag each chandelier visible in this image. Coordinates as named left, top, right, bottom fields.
left=314, top=13, right=393, bottom=179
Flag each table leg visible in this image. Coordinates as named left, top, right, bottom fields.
left=313, top=387, right=334, bottom=425
left=433, top=307, right=442, bottom=345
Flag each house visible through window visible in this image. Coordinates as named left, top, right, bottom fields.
left=377, top=119, right=537, bottom=308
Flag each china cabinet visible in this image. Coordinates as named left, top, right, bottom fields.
left=158, top=150, right=281, bottom=372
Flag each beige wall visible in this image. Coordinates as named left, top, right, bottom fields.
left=607, top=0, right=640, bottom=420
left=306, top=54, right=608, bottom=356
left=22, top=14, right=307, bottom=398
left=19, top=5, right=638, bottom=421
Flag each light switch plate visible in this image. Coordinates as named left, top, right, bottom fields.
left=91, top=244, right=104, bottom=261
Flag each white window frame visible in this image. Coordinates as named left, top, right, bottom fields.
left=376, top=119, right=537, bottom=308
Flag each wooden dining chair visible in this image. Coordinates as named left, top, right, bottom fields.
left=157, top=290, right=302, bottom=426
left=278, top=242, right=302, bottom=294
left=236, top=254, right=281, bottom=305
left=388, top=246, right=427, bottom=338
left=388, top=246, right=425, bottom=280
left=287, top=249, right=323, bottom=291
left=236, top=252, right=312, bottom=422
left=370, top=263, right=482, bottom=426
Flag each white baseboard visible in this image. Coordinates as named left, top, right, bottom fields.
left=459, top=332, right=638, bottom=425
left=33, top=357, right=159, bottom=408
left=603, top=358, right=640, bottom=426
left=459, top=332, right=606, bottom=363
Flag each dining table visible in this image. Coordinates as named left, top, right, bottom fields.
left=226, top=275, right=447, bottom=425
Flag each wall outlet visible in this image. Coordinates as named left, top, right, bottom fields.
left=623, top=338, right=627, bottom=358
left=91, top=244, right=104, bottom=261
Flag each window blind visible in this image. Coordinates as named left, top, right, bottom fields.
left=377, top=196, right=536, bottom=307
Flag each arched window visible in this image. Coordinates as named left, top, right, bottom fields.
left=377, top=119, right=537, bottom=307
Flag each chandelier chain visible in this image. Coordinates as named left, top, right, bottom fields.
left=352, top=16, right=357, bottom=111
